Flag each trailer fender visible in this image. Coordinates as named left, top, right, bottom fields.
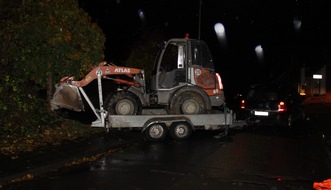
left=141, top=116, right=195, bottom=132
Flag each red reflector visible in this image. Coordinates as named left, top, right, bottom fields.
left=278, top=101, right=286, bottom=112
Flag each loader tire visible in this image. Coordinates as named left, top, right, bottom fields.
left=106, top=91, right=142, bottom=115
left=170, top=91, right=206, bottom=114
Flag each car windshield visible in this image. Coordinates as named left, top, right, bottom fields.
left=247, top=86, right=279, bottom=101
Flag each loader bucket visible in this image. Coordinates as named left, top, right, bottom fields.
left=51, top=83, right=85, bottom=112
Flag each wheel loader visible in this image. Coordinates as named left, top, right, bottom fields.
left=52, top=38, right=225, bottom=114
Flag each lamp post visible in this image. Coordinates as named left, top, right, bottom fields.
left=198, top=0, right=202, bottom=40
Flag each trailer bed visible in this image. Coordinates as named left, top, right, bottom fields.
left=107, top=109, right=233, bottom=130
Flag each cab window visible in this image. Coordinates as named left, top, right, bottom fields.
left=191, top=40, right=214, bottom=69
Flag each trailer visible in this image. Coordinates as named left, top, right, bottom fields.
left=106, top=108, right=236, bottom=141
left=51, top=38, right=246, bottom=141
left=51, top=67, right=245, bottom=141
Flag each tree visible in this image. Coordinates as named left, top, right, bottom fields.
left=125, top=28, right=165, bottom=84
left=0, top=0, right=105, bottom=135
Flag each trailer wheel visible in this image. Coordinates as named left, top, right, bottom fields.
left=171, top=91, right=206, bottom=114
left=106, top=91, right=142, bottom=115
left=145, top=123, right=168, bottom=141
left=169, top=122, right=192, bottom=140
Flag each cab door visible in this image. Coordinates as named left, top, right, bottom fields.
left=157, top=42, right=187, bottom=89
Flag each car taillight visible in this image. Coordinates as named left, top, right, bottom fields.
left=278, top=101, right=287, bottom=112
left=240, top=100, right=245, bottom=109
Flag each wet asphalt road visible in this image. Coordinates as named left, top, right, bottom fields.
left=3, top=112, right=330, bottom=190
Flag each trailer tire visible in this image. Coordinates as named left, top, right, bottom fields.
left=145, top=123, right=168, bottom=141
left=169, top=122, right=192, bottom=140
left=170, top=91, right=206, bottom=114
left=106, top=91, right=142, bottom=115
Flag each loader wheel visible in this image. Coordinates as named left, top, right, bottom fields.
left=145, top=123, right=167, bottom=141
left=169, top=122, right=192, bottom=140
left=170, top=91, right=206, bottom=114
left=106, top=91, right=142, bottom=115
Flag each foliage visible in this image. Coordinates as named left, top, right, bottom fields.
left=0, top=0, right=105, bottom=136
left=0, top=121, right=103, bottom=155
left=2, top=0, right=105, bottom=83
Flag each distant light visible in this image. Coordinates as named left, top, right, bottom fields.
left=313, top=74, right=322, bottom=79
left=255, top=44, right=264, bottom=64
left=293, top=17, right=301, bottom=31
left=138, top=9, right=144, bottom=17
left=255, top=45, right=263, bottom=53
left=300, top=92, right=306, bottom=96
left=214, top=22, right=227, bottom=49
left=214, top=23, right=225, bottom=35
left=137, top=9, right=145, bottom=23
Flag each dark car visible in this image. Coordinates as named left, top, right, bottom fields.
left=239, top=83, right=305, bottom=127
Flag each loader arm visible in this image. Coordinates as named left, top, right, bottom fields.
left=51, top=61, right=144, bottom=113
left=60, top=62, right=144, bottom=87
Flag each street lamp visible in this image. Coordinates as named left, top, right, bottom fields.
left=137, top=9, right=146, bottom=26
left=293, top=17, right=302, bottom=34
left=214, top=22, right=227, bottom=49
left=255, top=44, right=264, bottom=65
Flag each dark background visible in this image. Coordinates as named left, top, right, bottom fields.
left=78, top=0, right=331, bottom=95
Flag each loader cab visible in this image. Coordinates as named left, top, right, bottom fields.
left=150, top=38, right=217, bottom=105
left=150, top=39, right=186, bottom=92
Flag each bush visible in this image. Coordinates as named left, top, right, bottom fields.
left=0, top=0, right=105, bottom=137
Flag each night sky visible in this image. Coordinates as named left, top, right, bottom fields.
left=78, top=0, right=331, bottom=94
